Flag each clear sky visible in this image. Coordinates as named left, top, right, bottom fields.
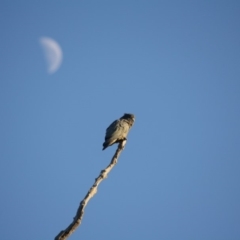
left=1, top=1, right=240, bottom=240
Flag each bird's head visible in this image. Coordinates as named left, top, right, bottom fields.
left=121, top=113, right=135, bottom=124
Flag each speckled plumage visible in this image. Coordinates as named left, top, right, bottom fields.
left=102, top=113, right=135, bottom=150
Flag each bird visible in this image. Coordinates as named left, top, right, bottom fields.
left=102, top=113, right=135, bottom=150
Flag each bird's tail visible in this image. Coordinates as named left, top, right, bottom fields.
left=102, top=139, right=115, bottom=150
left=102, top=142, right=108, bottom=150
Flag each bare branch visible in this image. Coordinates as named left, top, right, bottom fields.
left=54, top=140, right=126, bottom=240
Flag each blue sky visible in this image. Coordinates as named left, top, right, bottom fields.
left=1, top=1, right=240, bottom=239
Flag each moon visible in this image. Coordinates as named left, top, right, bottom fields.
left=40, top=37, right=63, bottom=74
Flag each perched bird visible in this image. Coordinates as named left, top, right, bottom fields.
left=102, top=113, right=135, bottom=150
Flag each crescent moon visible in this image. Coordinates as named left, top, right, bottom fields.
left=40, top=37, right=63, bottom=74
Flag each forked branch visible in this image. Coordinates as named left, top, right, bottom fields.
left=54, top=140, right=126, bottom=240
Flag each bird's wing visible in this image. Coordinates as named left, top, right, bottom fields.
left=105, top=120, right=119, bottom=139
left=105, top=119, right=129, bottom=141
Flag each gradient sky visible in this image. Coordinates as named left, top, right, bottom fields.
left=1, top=1, right=240, bottom=240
